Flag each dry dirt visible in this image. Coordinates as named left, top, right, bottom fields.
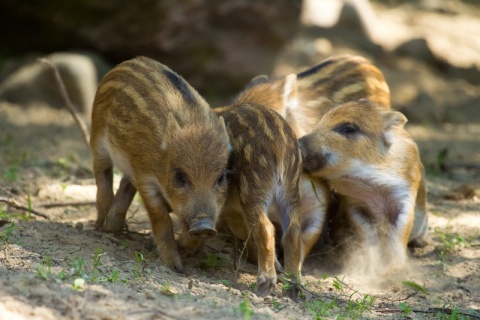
left=1, top=2, right=480, bottom=320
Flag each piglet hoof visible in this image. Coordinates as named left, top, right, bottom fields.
left=408, top=236, right=431, bottom=248
left=255, top=274, right=276, bottom=297
left=174, top=265, right=187, bottom=276
left=104, top=217, right=126, bottom=233
left=284, top=284, right=301, bottom=302
left=160, top=248, right=185, bottom=275
left=94, top=218, right=105, bottom=231
left=275, top=259, right=284, bottom=273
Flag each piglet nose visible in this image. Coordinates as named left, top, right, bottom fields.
left=189, top=226, right=217, bottom=239
left=189, top=216, right=217, bottom=239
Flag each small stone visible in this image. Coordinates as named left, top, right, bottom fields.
left=145, top=291, right=155, bottom=300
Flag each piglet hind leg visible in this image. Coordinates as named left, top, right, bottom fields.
left=137, top=187, right=184, bottom=273
left=243, top=204, right=278, bottom=297
left=92, top=156, right=114, bottom=230
left=104, top=176, right=137, bottom=232
left=280, top=203, right=303, bottom=301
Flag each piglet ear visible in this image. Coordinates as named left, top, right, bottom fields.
left=383, top=111, right=407, bottom=130
left=217, top=116, right=232, bottom=154
left=246, top=74, right=269, bottom=89
left=381, top=111, right=407, bottom=150
left=281, top=74, right=298, bottom=116
left=162, top=112, right=182, bottom=150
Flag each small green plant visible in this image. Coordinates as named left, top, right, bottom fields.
left=36, top=256, right=52, bottom=280
left=305, top=298, right=338, bottom=319
left=133, top=252, right=147, bottom=280
left=324, top=277, right=375, bottom=320
left=201, top=254, right=228, bottom=269
left=4, top=165, right=18, bottom=182
left=107, top=269, right=121, bottom=283
left=270, top=297, right=282, bottom=310
left=0, top=221, right=16, bottom=245
left=332, top=276, right=345, bottom=291
left=220, top=279, right=231, bottom=286
left=0, top=209, right=28, bottom=245
left=2, top=144, right=30, bottom=182
left=401, top=280, right=427, bottom=294
left=434, top=227, right=467, bottom=265
left=57, top=271, right=68, bottom=281
left=399, top=302, right=411, bottom=317
left=25, top=194, right=32, bottom=221
left=120, top=240, right=129, bottom=249
left=160, top=281, right=177, bottom=297
left=89, top=247, right=105, bottom=282
left=234, top=299, right=254, bottom=320
left=436, top=229, right=466, bottom=253
left=282, top=272, right=293, bottom=291
left=161, top=281, right=171, bottom=292
left=69, top=256, right=86, bottom=278
left=343, top=293, right=375, bottom=319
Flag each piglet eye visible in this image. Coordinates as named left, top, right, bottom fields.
left=334, top=123, right=359, bottom=136
left=173, top=169, right=187, bottom=187
left=216, top=172, right=227, bottom=187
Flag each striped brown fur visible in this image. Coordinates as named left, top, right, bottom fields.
left=235, top=54, right=391, bottom=137
left=236, top=54, right=428, bottom=256
left=90, top=56, right=231, bottom=272
left=214, top=103, right=303, bottom=300
left=299, top=100, right=426, bottom=270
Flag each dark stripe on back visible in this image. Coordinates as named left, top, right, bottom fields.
left=297, top=59, right=335, bottom=80
left=163, top=69, right=197, bottom=106
left=310, top=61, right=383, bottom=99
left=103, top=64, right=163, bottom=112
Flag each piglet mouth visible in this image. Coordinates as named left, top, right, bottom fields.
left=189, top=213, right=217, bottom=239
left=299, top=137, right=328, bottom=173
left=302, top=152, right=328, bottom=173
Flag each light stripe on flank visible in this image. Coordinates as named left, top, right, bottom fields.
left=259, top=154, right=268, bottom=168
left=234, top=113, right=256, bottom=138
left=332, top=82, right=365, bottom=102
left=133, top=58, right=211, bottom=117
left=244, top=144, right=253, bottom=163
left=232, top=133, right=245, bottom=150
left=252, top=171, right=261, bottom=186
left=255, top=110, right=275, bottom=141
left=273, top=116, right=287, bottom=145
left=99, top=80, right=149, bottom=113
left=239, top=173, right=249, bottom=203
left=366, top=76, right=390, bottom=95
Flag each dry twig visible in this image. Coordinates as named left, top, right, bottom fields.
left=375, top=307, right=480, bottom=319
left=0, top=196, right=49, bottom=219
left=38, top=201, right=96, bottom=209
left=38, top=58, right=90, bottom=148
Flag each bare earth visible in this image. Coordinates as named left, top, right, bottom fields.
left=1, top=2, right=480, bottom=320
